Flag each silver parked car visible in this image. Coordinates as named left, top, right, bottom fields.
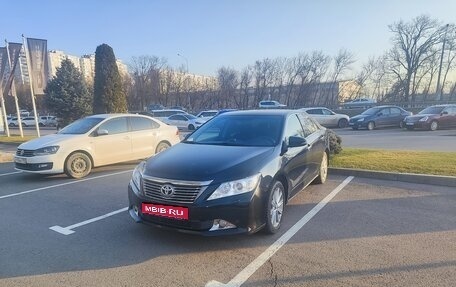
left=300, top=107, right=350, bottom=128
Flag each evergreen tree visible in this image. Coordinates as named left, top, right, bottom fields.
left=44, top=58, right=92, bottom=126
left=93, top=44, right=127, bottom=113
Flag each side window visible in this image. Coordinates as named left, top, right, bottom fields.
left=130, top=117, right=159, bottom=131
left=298, top=114, right=319, bottom=137
left=381, top=108, right=390, bottom=115
left=284, top=115, right=305, bottom=140
left=168, top=115, right=179, bottom=120
left=322, top=109, right=333, bottom=115
left=98, top=117, right=128, bottom=135
left=176, top=115, right=188, bottom=121
left=306, top=109, right=322, bottom=115
left=442, top=107, right=452, bottom=115
left=390, top=107, right=401, bottom=115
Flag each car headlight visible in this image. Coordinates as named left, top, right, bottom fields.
left=33, top=146, right=59, bottom=156
left=131, top=161, right=146, bottom=191
left=357, top=118, right=365, bottom=122
left=207, top=174, right=261, bottom=201
left=419, top=116, right=429, bottom=122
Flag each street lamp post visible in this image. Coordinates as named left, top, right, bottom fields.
left=177, top=53, right=191, bottom=110
left=177, top=53, right=188, bottom=73
left=436, top=24, right=450, bottom=102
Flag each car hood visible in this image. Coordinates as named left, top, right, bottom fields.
left=18, top=134, right=80, bottom=150
left=350, top=114, right=371, bottom=121
left=144, top=143, right=276, bottom=183
left=406, top=114, right=436, bottom=120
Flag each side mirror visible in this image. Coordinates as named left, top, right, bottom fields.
left=377, top=112, right=383, bottom=117
left=288, top=136, right=308, bottom=148
left=97, top=129, right=109, bottom=136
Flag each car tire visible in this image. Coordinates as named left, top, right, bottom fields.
left=64, top=152, right=92, bottom=179
left=337, top=118, right=348, bottom=128
left=313, top=152, right=328, bottom=184
left=399, top=121, right=404, bottom=129
left=22, top=123, right=27, bottom=127
left=429, top=121, right=438, bottom=131
left=264, top=181, right=285, bottom=234
left=367, top=121, right=375, bottom=130
left=155, top=141, right=171, bottom=154
left=188, top=124, right=195, bottom=130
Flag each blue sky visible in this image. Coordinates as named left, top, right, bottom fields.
left=2, top=0, right=455, bottom=76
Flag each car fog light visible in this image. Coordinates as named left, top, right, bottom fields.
left=133, top=205, right=139, bottom=217
left=209, top=219, right=236, bottom=231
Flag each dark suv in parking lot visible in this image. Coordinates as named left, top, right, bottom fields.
left=403, top=104, right=456, bottom=131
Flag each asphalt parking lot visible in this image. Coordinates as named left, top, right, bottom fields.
left=0, top=162, right=454, bottom=286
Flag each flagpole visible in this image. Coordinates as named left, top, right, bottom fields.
left=0, top=47, right=10, bottom=136
left=5, top=40, right=24, bottom=138
left=22, top=35, right=40, bottom=137
left=0, top=93, right=10, bottom=137
left=0, top=95, right=10, bottom=137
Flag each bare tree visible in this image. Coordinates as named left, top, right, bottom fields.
left=440, top=24, right=456, bottom=99
left=128, top=55, right=167, bottom=110
left=239, top=66, right=253, bottom=108
left=325, top=49, right=355, bottom=106
left=217, top=67, right=239, bottom=108
left=388, top=15, right=445, bottom=102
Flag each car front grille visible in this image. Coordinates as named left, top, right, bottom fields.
left=16, top=149, right=35, bottom=157
left=142, top=176, right=212, bottom=205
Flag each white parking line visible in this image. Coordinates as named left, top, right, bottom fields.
left=206, top=176, right=354, bottom=287
left=0, top=171, right=22, bottom=177
left=0, top=170, right=133, bottom=200
left=50, top=207, right=128, bottom=235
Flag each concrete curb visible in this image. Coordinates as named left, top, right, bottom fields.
left=330, top=167, right=456, bottom=188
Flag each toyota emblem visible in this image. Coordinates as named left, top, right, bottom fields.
left=160, top=184, right=175, bottom=197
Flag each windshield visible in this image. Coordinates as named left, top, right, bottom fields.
left=418, top=106, right=445, bottom=115
left=361, top=107, right=381, bottom=115
left=58, top=117, right=104, bottom=134
left=184, top=115, right=284, bottom=147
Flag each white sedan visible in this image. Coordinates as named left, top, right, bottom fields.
left=163, top=114, right=206, bottom=130
left=14, top=114, right=180, bottom=178
left=300, top=107, right=350, bottom=128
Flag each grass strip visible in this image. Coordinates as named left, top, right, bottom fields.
left=330, top=148, right=456, bottom=177
left=0, top=135, right=36, bottom=144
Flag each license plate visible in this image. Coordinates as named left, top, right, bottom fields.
left=406, top=123, right=414, bottom=126
left=15, top=157, right=27, bottom=164
left=142, top=203, right=189, bottom=220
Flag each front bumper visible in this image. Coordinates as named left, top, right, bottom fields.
left=404, top=120, right=429, bottom=129
left=14, top=153, right=64, bottom=174
left=127, top=181, right=266, bottom=236
left=349, top=121, right=368, bottom=129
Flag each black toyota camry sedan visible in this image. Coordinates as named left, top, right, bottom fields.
left=128, top=110, right=330, bottom=235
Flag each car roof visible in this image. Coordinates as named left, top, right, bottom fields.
left=428, top=104, right=456, bottom=107
left=370, top=105, right=402, bottom=108
left=85, top=113, right=153, bottom=119
left=218, top=109, right=304, bottom=117
left=300, top=107, right=330, bottom=110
